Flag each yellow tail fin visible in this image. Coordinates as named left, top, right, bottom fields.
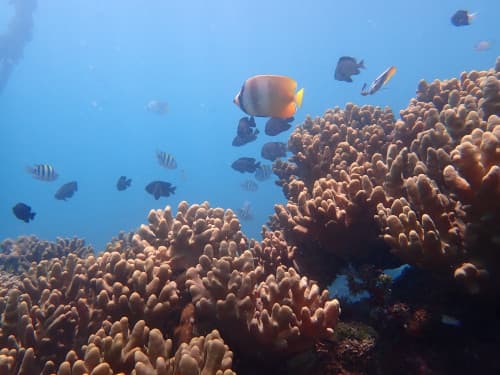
left=295, top=88, right=304, bottom=108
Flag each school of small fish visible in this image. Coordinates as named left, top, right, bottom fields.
left=14, top=152, right=178, bottom=222
left=11, top=8, right=487, bottom=225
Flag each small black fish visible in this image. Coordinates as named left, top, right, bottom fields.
left=334, top=56, right=365, bottom=82
left=240, top=179, right=258, bottom=192
left=117, top=176, right=132, bottom=191
left=12, top=203, right=36, bottom=223
left=54, top=181, right=78, bottom=201
left=145, top=180, right=176, bottom=200
left=232, top=116, right=259, bottom=146
left=261, top=142, right=287, bottom=161
left=451, top=10, right=475, bottom=27
left=231, top=157, right=261, bottom=173
left=255, top=164, right=272, bottom=181
left=265, top=117, right=293, bottom=136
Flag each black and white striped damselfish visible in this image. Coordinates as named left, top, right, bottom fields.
left=156, top=151, right=177, bottom=169
left=26, top=164, right=58, bottom=181
left=255, top=164, right=272, bottom=181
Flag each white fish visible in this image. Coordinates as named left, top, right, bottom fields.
left=474, top=40, right=491, bottom=51
left=146, top=100, right=169, bottom=115
left=237, top=201, right=253, bottom=221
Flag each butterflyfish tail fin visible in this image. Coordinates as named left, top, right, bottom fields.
left=295, top=88, right=304, bottom=108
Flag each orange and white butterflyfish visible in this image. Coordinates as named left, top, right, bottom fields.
left=233, top=75, right=304, bottom=118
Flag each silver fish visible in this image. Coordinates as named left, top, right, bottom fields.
left=361, top=66, right=396, bottom=96
left=254, top=164, right=272, bottom=181
left=237, top=201, right=253, bottom=221
left=26, top=164, right=58, bottom=181
left=240, top=179, right=258, bottom=192
left=146, top=100, right=169, bottom=115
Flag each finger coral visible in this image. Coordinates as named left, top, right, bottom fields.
left=56, top=318, right=235, bottom=375
left=186, top=250, right=340, bottom=357
left=271, top=62, right=500, bottom=294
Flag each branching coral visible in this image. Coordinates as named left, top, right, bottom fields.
left=0, top=201, right=341, bottom=374
left=271, top=62, right=500, bottom=294
left=186, top=250, right=340, bottom=357
left=56, top=318, right=235, bottom=375
left=0, top=236, right=93, bottom=274
left=275, top=104, right=394, bottom=194
left=131, top=201, right=249, bottom=283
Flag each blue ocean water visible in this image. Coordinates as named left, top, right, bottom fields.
left=1, top=0, right=498, bottom=251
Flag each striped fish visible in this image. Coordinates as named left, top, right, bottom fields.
left=255, top=164, right=272, bottom=181
left=233, top=75, right=304, bottom=118
left=240, top=179, right=258, bottom=192
left=26, top=164, right=58, bottom=181
left=156, top=151, right=177, bottom=169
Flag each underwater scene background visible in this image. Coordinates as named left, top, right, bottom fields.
left=1, top=0, right=498, bottom=248
left=1, top=1, right=499, bottom=374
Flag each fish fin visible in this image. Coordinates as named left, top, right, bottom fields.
left=346, top=77, right=353, bottom=83
left=358, top=59, right=365, bottom=69
left=279, top=102, right=297, bottom=119
left=468, top=12, right=478, bottom=22
left=361, top=83, right=368, bottom=95
left=383, top=66, right=397, bottom=85
left=295, top=88, right=304, bottom=108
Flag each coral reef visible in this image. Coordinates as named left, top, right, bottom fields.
left=271, top=64, right=500, bottom=294
left=0, top=236, right=93, bottom=274
left=56, top=319, right=235, bottom=375
left=186, top=251, right=340, bottom=357
left=2, top=60, right=500, bottom=375
left=0, top=201, right=340, bottom=374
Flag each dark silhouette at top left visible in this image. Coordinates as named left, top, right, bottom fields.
left=0, top=0, right=37, bottom=94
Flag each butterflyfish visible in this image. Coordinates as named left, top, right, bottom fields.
left=234, top=75, right=304, bottom=118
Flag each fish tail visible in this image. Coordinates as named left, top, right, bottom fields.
left=31, top=212, right=36, bottom=220
left=25, top=165, right=34, bottom=175
left=359, top=59, right=366, bottom=69
left=295, top=88, right=304, bottom=108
